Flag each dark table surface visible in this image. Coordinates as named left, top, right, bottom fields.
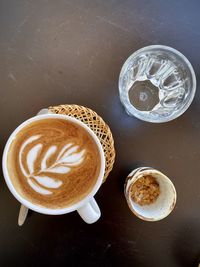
left=0, top=0, right=200, bottom=266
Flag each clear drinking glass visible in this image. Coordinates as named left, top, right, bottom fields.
left=119, top=45, right=196, bottom=123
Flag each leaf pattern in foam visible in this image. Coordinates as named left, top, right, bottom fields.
left=44, top=144, right=85, bottom=173
left=33, top=176, right=63, bottom=188
left=46, top=166, right=70, bottom=174
left=56, top=143, right=72, bottom=161
left=23, top=141, right=86, bottom=195
left=27, top=178, right=52, bottom=195
left=41, top=145, right=57, bottom=170
left=60, top=145, right=78, bottom=159
left=57, top=145, right=85, bottom=165
left=19, top=135, right=41, bottom=177
left=27, top=143, right=42, bottom=174
left=59, top=150, right=85, bottom=165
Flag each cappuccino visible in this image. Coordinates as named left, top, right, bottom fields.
left=7, top=118, right=101, bottom=209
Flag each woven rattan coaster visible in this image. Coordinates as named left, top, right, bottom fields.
left=48, top=104, right=115, bottom=183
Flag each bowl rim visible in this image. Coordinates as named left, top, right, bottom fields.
left=125, top=168, right=177, bottom=221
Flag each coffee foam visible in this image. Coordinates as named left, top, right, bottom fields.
left=7, top=118, right=101, bottom=208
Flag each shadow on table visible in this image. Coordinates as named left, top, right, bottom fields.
left=172, top=218, right=200, bottom=267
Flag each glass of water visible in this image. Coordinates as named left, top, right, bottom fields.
left=119, top=45, right=196, bottom=123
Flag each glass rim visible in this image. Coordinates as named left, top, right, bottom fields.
left=119, top=45, right=197, bottom=123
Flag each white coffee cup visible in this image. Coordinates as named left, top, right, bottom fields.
left=2, top=112, right=105, bottom=224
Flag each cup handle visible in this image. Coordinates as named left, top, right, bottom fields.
left=77, top=197, right=101, bottom=224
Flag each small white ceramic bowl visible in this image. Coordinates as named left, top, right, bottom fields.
left=124, top=167, right=177, bottom=221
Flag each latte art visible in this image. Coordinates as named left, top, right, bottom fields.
left=19, top=136, right=85, bottom=195
left=7, top=118, right=101, bottom=208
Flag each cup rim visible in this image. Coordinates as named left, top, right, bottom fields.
left=125, top=168, right=177, bottom=221
left=119, top=44, right=197, bottom=123
left=2, top=114, right=105, bottom=215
